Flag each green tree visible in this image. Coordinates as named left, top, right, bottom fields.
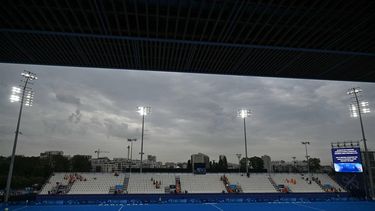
left=71, top=155, right=91, bottom=172
left=240, top=156, right=264, bottom=171
left=50, top=155, right=70, bottom=172
left=0, top=156, right=51, bottom=189
left=209, top=160, right=219, bottom=170
left=249, top=156, right=264, bottom=170
left=187, top=159, right=192, bottom=170
left=218, top=156, right=228, bottom=171
left=308, top=157, right=321, bottom=172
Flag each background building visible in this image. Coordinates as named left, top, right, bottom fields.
left=261, top=155, right=272, bottom=173
left=271, top=160, right=308, bottom=173
left=191, top=153, right=210, bottom=172
left=147, top=155, right=156, bottom=163
left=40, top=151, right=63, bottom=159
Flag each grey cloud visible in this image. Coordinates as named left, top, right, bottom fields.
left=69, top=109, right=82, bottom=123
left=56, top=93, right=81, bottom=105
left=1, top=63, right=375, bottom=164
left=103, top=118, right=129, bottom=139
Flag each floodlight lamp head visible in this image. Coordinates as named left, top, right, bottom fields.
left=362, top=108, right=370, bottom=113
left=349, top=101, right=370, bottom=117
left=349, top=104, right=358, bottom=117
left=21, top=72, right=29, bottom=77
left=21, top=71, right=38, bottom=80
left=237, top=109, right=251, bottom=118
left=347, top=87, right=362, bottom=95
left=12, top=86, right=21, bottom=94
left=361, top=101, right=369, bottom=107
left=137, top=106, right=151, bottom=116
left=10, top=86, right=21, bottom=103
left=10, top=95, right=20, bottom=102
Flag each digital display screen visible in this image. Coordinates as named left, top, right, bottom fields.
left=332, top=147, right=363, bottom=173
left=194, top=163, right=206, bottom=174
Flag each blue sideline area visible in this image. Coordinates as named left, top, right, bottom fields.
left=2, top=201, right=375, bottom=211
left=36, top=192, right=352, bottom=203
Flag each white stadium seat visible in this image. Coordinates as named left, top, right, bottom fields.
left=39, top=172, right=342, bottom=194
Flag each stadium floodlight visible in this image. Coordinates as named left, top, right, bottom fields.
left=137, top=106, right=151, bottom=173
left=127, top=138, right=137, bottom=160
left=237, top=108, right=251, bottom=177
left=237, top=109, right=251, bottom=119
left=236, top=154, right=242, bottom=173
left=349, top=101, right=370, bottom=118
left=5, top=71, right=38, bottom=203
left=301, top=142, right=311, bottom=181
left=21, top=72, right=37, bottom=80
left=127, top=138, right=137, bottom=174
left=10, top=88, right=34, bottom=106
left=10, top=87, right=21, bottom=103
left=347, top=87, right=374, bottom=199
left=128, top=138, right=136, bottom=173
left=137, top=106, right=151, bottom=116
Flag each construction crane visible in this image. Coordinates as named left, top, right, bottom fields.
left=94, top=149, right=109, bottom=159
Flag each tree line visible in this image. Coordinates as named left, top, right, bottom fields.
left=0, top=155, right=91, bottom=190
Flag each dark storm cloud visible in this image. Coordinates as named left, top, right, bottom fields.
left=103, top=118, right=128, bottom=139
left=56, top=93, right=81, bottom=105
left=69, top=109, right=82, bottom=123
left=0, top=63, right=374, bottom=164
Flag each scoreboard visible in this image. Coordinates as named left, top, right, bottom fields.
left=332, top=147, right=363, bottom=173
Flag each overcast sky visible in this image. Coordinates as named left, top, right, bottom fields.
left=0, top=63, right=375, bottom=165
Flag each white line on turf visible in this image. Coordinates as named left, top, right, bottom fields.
left=118, top=205, right=124, bottom=211
left=206, top=203, right=224, bottom=211
left=12, top=206, right=28, bottom=211
left=292, top=202, right=326, bottom=211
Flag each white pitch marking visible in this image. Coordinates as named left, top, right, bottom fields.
left=292, top=202, right=326, bottom=211
left=12, top=206, right=28, bottom=211
left=206, top=203, right=224, bottom=211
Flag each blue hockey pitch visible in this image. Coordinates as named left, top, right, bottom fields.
left=4, top=201, right=375, bottom=211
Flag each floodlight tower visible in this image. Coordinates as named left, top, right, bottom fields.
left=5, top=71, right=37, bottom=203
left=127, top=145, right=130, bottom=160
left=301, top=142, right=311, bottom=180
left=347, top=87, right=374, bottom=199
left=127, top=138, right=137, bottom=173
left=137, top=106, right=151, bottom=173
left=127, top=138, right=137, bottom=160
left=236, top=153, right=242, bottom=173
left=237, top=109, right=251, bottom=176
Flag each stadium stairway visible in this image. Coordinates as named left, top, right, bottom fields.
left=39, top=174, right=53, bottom=194
left=180, top=174, right=226, bottom=193
left=68, top=173, right=125, bottom=194
left=271, top=173, right=323, bottom=193
left=268, top=176, right=281, bottom=192
left=40, top=173, right=70, bottom=194
left=227, top=173, right=277, bottom=193
left=175, top=176, right=181, bottom=194
left=127, top=173, right=175, bottom=194
left=123, top=174, right=130, bottom=193
left=313, top=173, right=346, bottom=192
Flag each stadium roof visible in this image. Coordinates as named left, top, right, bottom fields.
left=1, top=0, right=375, bottom=82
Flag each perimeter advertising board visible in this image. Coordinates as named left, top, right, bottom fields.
left=332, top=147, right=363, bottom=173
